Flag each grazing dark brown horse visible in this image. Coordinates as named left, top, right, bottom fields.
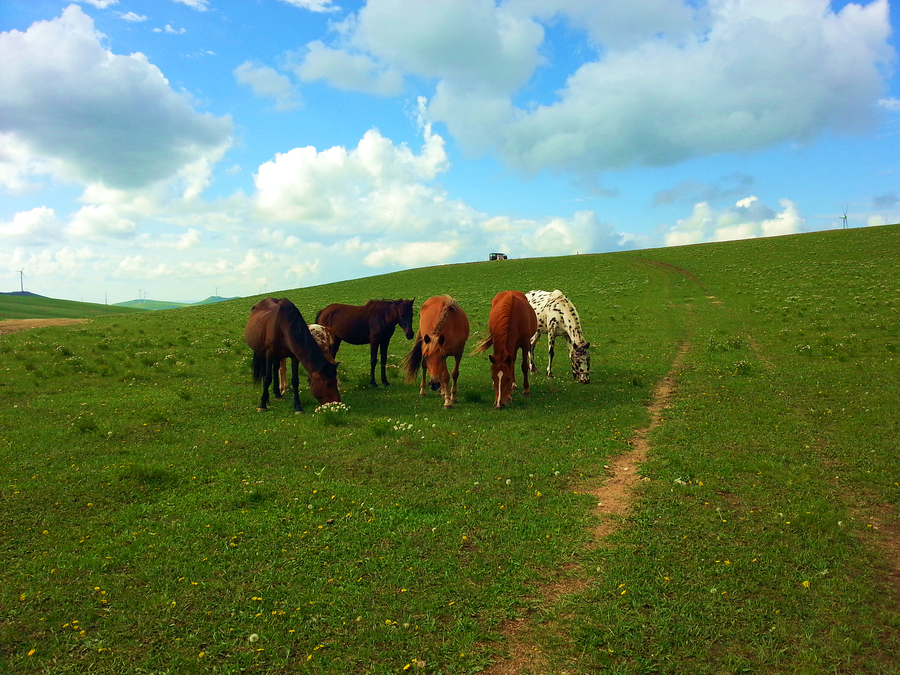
left=244, top=298, right=341, bottom=412
left=473, top=290, right=538, bottom=408
left=315, top=299, right=415, bottom=387
left=404, top=295, right=470, bottom=408
left=277, top=324, right=337, bottom=396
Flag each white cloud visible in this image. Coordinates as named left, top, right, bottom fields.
left=67, top=204, right=137, bottom=239
left=301, top=0, right=894, bottom=175
left=0, top=6, right=232, bottom=191
left=234, top=62, right=301, bottom=111
left=172, top=0, right=208, bottom=11
left=291, top=41, right=404, bottom=96
left=664, top=196, right=804, bottom=246
left=253, top=126, right=453, bottom=232
left=137, top=228, right=202, bottom=250
left=278, top=0, right=341, bottom=12
left=113, top=255, right=174, bottom=280
left=118, top=12, right=147, bottom=22
left=0, top=207, right=58, bottom=240
left=363, top=240, right=462, bottom=268
left=81, top=0, right=119, bottom=8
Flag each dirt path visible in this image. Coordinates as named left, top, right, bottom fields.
left=484, top=343, right=690, bottom=675
left=0, top=318, right=90, bottom=336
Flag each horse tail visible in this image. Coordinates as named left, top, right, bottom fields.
left=472, top=332, right=493, bottom=355
left=403, top=337, right=423, bottom=383
left=250, top=353, right=266, bottom=384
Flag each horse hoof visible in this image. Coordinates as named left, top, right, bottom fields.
left=294, top=410, right=304, bottom=414
left=257, top=407, right=267, bottom=412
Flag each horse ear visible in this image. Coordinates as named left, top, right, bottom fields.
left=504, top=355, right=513, bottom=365
left=438, top=334, right=446, bottom=346
left=488, top=355, right=496, bottom=364
left=423, top=334, right=432, bottom=344
left=583, top=342, right=591, bottom=349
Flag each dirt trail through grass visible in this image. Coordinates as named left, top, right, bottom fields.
left=484, top=343, right=690, bottom=675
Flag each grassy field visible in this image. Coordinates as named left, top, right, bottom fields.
left=1, top=225, right=898, bottom=674
left=0, top=295, right=144, bottom=321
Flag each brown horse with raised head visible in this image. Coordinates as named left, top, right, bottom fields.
left=404, top=296, right=470, bottom=408
left=315, top=299, right=415, bottom=387
left=244, top=298, right=341, bottom=412
left=473, top=290, right=538, bottom=408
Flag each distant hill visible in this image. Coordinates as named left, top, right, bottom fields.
left=1, top=293, right=239, bottom=320
left=113, top=296, right=238, bottom=310
left=0, top=293, right=145, bottom=320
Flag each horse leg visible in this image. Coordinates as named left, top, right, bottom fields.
left=277, top=358, right=288, bottom=398
left=419, top=357, right=428, bottom=397
left=258, top=357, right=275, bottom=411
left=367, top=340, right=379, bottom=387
left=528, top=331, right=539, bottom=373
left=546, top=334, right=555, bottom=378
left=273, top=359, right=284, bottom=399
left=379, top=338, right=390, bottom=386
left=521, top=348, right=532, bottom=397
left=290, top=357, right=303, bottom=413
left=448, top=355, right=461, bottom=407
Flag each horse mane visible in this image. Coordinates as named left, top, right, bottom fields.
left=280, top=301, right=336, bottom=375
left=430, top=296, right=458, bottom=335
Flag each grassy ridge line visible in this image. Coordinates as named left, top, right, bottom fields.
left=0, top=225, right=898, bottom=674
left=0, top=294, right=144, bottom=320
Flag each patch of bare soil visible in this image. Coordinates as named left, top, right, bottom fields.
left=0, top=318, right=89, bottom=336
left=483, top=343, right=690, bottom=675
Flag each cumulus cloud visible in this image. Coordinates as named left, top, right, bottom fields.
left=234, top=61, right=301, bottom=111
left=0, top=5, right=232, bottom=191
left=118, top=12, right=147, bottom=22
left=664, top=196, right=805, bottom=246
left=67, top=204, right=137, bottom=239
left=253, top=125, right=453, bottom=233
left=250, top=119, right=635, bottom=272
left=172, top=0, right=208, bottom=10
left=278, top=0, right=341, bottom=12
left=298, top=0, right=894, bottom=175
left=290, top=41, right=404, bottom=96
left=654, top=174, right=755, bottom=207
left=0, top=207, right=58, bottom=240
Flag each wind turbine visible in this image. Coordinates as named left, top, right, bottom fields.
left=841, top=206, right=848, bottom=229
left=18, top=268, right=25, bottom=292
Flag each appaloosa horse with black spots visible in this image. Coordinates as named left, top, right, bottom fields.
left=526, top=289, right=591, bottom=383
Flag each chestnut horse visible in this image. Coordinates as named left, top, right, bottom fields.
left=244, top=298, right=341, bottom=412
left=473, top=290, right=538, bottom=408
left=404, top=295, right=470, bottom=408
left=277, top=324, right=337, bottom=396
left=315, top=299, right=415, bottom=387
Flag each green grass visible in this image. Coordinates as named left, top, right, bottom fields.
left=0, top=294, right=145, bottom=320
left=1, top=225, right=898, bottom=674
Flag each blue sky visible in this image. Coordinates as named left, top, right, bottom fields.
left=1, top=0, right=898, bottom=303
